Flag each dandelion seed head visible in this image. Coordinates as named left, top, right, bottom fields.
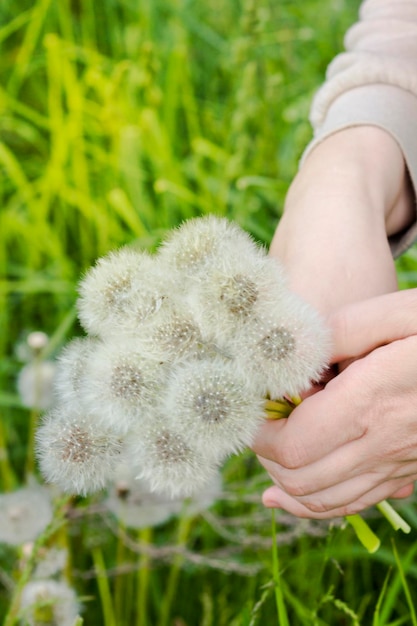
left=257, top=326, right=296, bottom=361
left=36, top=408, right=124, bottom=496
left=54, top=337, right=97, bottom=406
left=104, top=462, right=182, bottom=528
left=19, top=579, right=79, bottom=626
left=219, top=274, right=259, bottom=316
left=158, top=215, right=261, bottom=279
left=27, top=331, right=49, bottom=352
left=153, top=315, right=202, bottom=359
left=129, top=422, right=218, bottom=498
left=241, top=294, right=331, bottom=398
left=0, top=484, right=53, bottom=546
left=82, top=340, right=165, bottom=432
left=77, top=247, right=168, bottom=336
left=17, top=361, right=56, bottom=411
left=165, top=359, right=265, bottom=458
left=187, top=252, right=290, bottom=343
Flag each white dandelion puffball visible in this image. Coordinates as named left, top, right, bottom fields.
left=157, top=214, right=261, bottom=280
left=19, top=579, right=79, bottom=626
left=240, top=292, right=331, bottom=399
left=53, top=336, right=98, bottom=407
left=0, top=484, right=53, bottom=546
left=186, top=251, right=289, bottom=341
left=17, top=360, right=56, bottom=411
left=104, top=462, right=183, bottom=528
left=142, top=303, right=205, bottom=362
left=128, top=420, right=219, bottom=498
left=77, top=247, right=169, bottom=337
left=36, top=407, right=124, bottom=496
left=81, top=339, right=167, bottom=433
left=164, top=358, right=266, bottom=460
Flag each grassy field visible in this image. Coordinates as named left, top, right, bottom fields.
left=2, top=0, right=417, bottom=624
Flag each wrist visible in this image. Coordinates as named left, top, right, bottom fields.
left=291, top=126, right=413, bottom=235
left=270, top=126, right=409, bottom=312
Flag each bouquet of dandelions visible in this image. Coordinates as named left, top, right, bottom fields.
left=35, top=216, right=409, bottom=552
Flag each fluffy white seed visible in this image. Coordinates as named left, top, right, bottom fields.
left=53, top=337, right=98, bottom=407
left=128, top=420, right=219, bottom=498
left=239, top=292, right=331, bottom=398
left=36, top=407, right=124, bottom=496
left=157, top=215, right=262, bottom=281
left=77, top=247, right=169, bottom=337
left=187, top=252, right=289, bottom=341
left=81, top=339, right=166, bottom=433
left=104, top=462, right=183, bottom=528
left=164, top=358, right=265, bottom=459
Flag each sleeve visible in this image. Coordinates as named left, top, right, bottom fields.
left=301, top=0, right=417, bottom=256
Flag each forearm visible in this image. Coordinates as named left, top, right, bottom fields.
left=270, top=126, right=414, bottom=313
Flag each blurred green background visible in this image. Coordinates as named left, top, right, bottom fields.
left=3, top=0, right=417, bottom=624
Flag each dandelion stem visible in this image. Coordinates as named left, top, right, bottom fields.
left=271, top=509, right=290, bottom=626
left=91, top=547, right=117, bottom=626
left=376, top=500, right=411, bottom=534
left=345, top=514, right=381, bottom=554
left=158, top=513, right=193, bottom=626
left=137, top=526, right=153, bottom=626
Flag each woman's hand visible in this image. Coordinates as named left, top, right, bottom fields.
left=253, top=290, right=417, bottom=518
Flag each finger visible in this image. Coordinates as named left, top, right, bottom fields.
left=390, top=483, right=414, bottom=499
left=252, top=376, right=366, bottom=467
left=329, top=288, right=417, bottom=362
left=261, top=477, right=414, bottom=519
left=258, top=439, right=417, bottom=507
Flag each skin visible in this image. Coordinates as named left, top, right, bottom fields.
left=252, top=125, right=417, bottom=518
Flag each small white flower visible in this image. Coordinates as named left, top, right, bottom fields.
left=128, top=420, right=219, bottom=498
left=36, top=407, right=124, bottom=496
left=164, top=358, right=265, bottom=460
left=77, top=247, right=169, bottom=337
left=0, top=484, right=53, bottom=546
left=17, top=360, right=56, bottom=410
left=19, top=579, right=79, bottom=626
left=81, top=339, right=166, bottom=433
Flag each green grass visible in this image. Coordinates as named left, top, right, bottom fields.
left=3, top=0, right=417, bottom=623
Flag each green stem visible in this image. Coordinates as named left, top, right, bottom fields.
left=376, top=500, right=411, bottom=534
left=158, top=514, right=192, bottom=626
left=346, top=514, right=381, bottom=554
left=271, top=509, right=290, bottom=626
left=137, top=526, right=153, bottom=626
left=91, top=547, right=116, bottom=626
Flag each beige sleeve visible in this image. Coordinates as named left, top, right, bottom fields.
left=302, top=0, right=417, bottom=256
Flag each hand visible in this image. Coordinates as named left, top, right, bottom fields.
left=253, top=290, right=417, bottom=518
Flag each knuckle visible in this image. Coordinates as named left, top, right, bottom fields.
left=280, top=476, right=308, bottom=498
